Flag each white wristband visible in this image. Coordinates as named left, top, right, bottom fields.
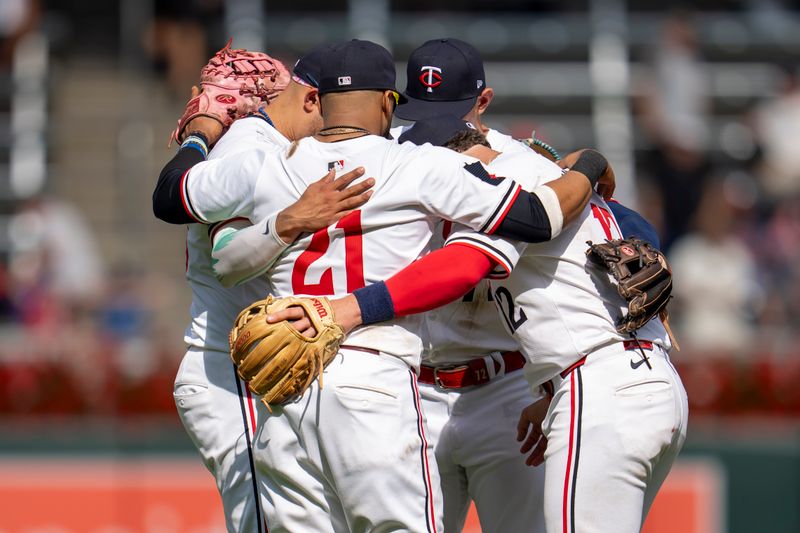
left=531, top=184, right=564, bottom=238
left=211, top=215, right=291, bottom=286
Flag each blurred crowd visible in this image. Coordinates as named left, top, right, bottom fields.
left=0, top=198, right=182, bottom=416
left=0, top=3, right=799, bottom=418
left=633, top=13, right=800, bottom=415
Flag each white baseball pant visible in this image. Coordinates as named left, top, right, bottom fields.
left=542, top=342, right=689, bottom=533
left=173, top=347, right=271, bottom=533
left=420, top=369, right=546, bottom=533
left=253, top=347, right=444, bottom=533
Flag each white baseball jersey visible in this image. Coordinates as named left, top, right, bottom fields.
left=422, top=148, right=561, bottom=365
left=183, top=116, right=286, bottom=354
left=458, top=156, right=671, bottom=386
left=184, top=134, right=522, bottom=369
left=485, top=128, right=533, bottom=155
left=431, top=150, right=671, bottom=385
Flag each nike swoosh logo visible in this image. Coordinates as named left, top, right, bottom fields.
left=263, top=222, right=270, bottom=235
left=630, top=358, right=647, bottom=370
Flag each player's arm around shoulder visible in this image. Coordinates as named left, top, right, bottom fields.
left=182, top=143, right=284, bottom=224
left=153, top=129, right=274, bottom=225
left=408, top=144, right=519, bottom=233
left=485, top=148, right=616, bottom=244
left=210, top=168, right=374, bottom=287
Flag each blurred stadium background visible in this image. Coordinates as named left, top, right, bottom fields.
left=1, top=0, right=799, bottom=531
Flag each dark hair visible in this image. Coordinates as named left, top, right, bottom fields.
left=443, top=129, right=490, bottom=152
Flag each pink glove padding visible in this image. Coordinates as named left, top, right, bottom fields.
left=169, top=39, right=290, bottom=145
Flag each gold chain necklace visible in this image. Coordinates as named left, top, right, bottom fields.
left=317, top=126, right=372, bottom=137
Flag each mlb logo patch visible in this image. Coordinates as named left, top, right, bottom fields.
left=338, top=76, right=352, bottom=86
left=328, top=160, right=345, bottom=171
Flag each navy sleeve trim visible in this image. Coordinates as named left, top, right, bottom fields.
left=445, top=236, right=513, bottom=276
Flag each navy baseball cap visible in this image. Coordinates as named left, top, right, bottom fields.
left=398, top=114, right=478, bottom=146
left=318, top=39, right=406, bottom=100
left=292, top=43, right=333, bottom=88
left=395, top=38, right=486, bottom=121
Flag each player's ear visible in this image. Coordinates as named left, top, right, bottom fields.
left=303, top=88, right=320, bottom=113
left=382, top=90, right=396, bottom=115
left=476, top=87, right=494, bottom=116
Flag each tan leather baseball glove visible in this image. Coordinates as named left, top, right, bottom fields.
left=169, top=39, right=290, bottom=145
left=229, top=296, right=344, bottom=409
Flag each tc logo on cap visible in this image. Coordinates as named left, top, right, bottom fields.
left=338, top=76, right=352, bottom=86
left=419, top=66, right=442, bottom=93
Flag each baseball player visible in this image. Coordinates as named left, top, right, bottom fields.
left=379, top=37, right=552, bottom=533
left=160, top=39, right=616, bottom=532
left=152, top=45, right=374, bottom=532
left=390, top=38, right=534, bottom=156
left=301, top=117, right=688, bottom=533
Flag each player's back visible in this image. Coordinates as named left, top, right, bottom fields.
left=421, top=148, right=561, bottom=364
left=495, top=191, right=671, bottom=385
left=251, top=134, right=515, bottom=367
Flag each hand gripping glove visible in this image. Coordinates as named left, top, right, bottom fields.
left=229, top=296, right=344, bottom=408
left=586, top=238, right=674, bottom=334
left=169, top=40, right=290, bottom=145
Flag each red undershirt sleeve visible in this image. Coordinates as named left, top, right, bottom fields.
left=386, top=243, right=496, bottom=316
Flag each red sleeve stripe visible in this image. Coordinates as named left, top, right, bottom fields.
left=208, top=217, right=250, bottom=241
left=444, top=238, right=512, bottom=278
left=180, top=169, right=205, bottom=223
left=479, top=181, right=517, bottom=234
left=486, top=184, right=522, bottom=235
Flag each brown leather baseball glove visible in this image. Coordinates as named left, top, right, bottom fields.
left=169, top=40, right=290, bottom=145
left=229, top=296, right=344, bottom=409
left=586, top=237, right=673, bottom=334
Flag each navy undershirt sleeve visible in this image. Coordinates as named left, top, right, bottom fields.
left=493, top=191, right=552, bottom=243
left=608, top=201, right=660, bottom=248
left=152, top=147, right=205, bottom=224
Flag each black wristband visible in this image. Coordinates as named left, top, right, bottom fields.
left=353, top=282, right=395, bottom=325
left=570, top=149, right=608, bottom=188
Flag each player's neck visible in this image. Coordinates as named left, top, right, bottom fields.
left=462, top=112, right=488, bottom=135
left=264, top=102, right=296, bottom=141
left=315, top=113, right=384, bottom=143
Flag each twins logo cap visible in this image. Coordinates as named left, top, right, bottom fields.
left=317, top=39, right=406, bottom=101
left=292, top=43, right=334, bottom=88
left=395, top=38, right=485, bottom=121
left=398, top=114, right=478, bottom=146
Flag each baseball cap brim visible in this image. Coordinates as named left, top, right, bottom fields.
left=397, top=115, right=477, bottom=146
left=395, top=94, right=477, bottom=121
